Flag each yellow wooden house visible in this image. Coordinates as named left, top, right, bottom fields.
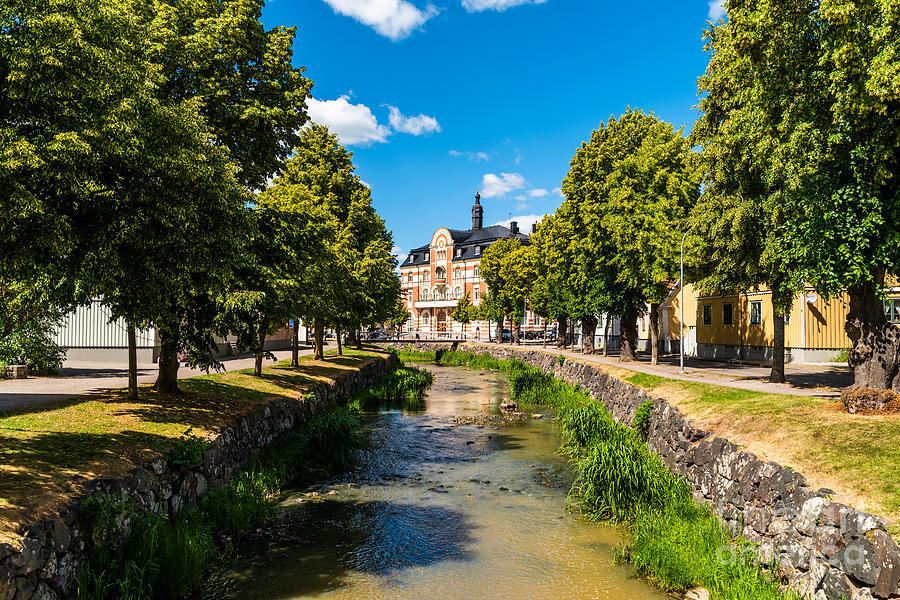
left=657, top=282, right=899, bottom=363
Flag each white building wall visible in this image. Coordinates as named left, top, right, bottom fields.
left=54, top=299, right=156, bottom=348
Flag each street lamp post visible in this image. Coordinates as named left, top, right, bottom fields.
left=679, top=231, right=688, bottom=374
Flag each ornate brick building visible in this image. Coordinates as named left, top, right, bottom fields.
left=399, top=193, right=541, bottom=337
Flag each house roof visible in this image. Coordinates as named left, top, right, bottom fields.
left=400, top=225, right=529, bottom=268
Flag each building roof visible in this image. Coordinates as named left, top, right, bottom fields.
left=400, top=224, right=529, bottom=268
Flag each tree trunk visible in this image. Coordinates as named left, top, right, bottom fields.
left=154, top=327, right=180, bottom=393
left=127, top=324, right=138, bottom=400
left=620, top=308, right=639, bottom=362
left=336, top=326, right=343, bottom=356
left=846, top=280, right=900, bottom=390
left=513, top=319, right=521, bottom=345
left=291, top=320, right=300, bottom=367
left=314, top=318, right=325, bottom=360
left=254, top=317, right=267, bottom=377
left=771, top=313, right=786, bottom=383
left=649, top=303, right=660, bottom=365
left=556, top=314, right=567, bottom=349
left=355, top=328, right=363, bottom=350
left=542, top=320, right=547, bottom=348
left=602, top=316, right=610, bottom=357
left=581, top=315, right=598, bottom=354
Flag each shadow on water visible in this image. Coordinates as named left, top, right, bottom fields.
left=205, top=499, right=475, bottom=598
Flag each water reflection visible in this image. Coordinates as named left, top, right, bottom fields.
left=201, top=365, right=667, bottom=600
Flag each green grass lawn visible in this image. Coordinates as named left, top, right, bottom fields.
left=624, top=371, right=900, bottom=533
left=0, top=347, right=387, bottom=544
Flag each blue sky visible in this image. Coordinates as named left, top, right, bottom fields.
left=260, top=0, right=726, bottom=260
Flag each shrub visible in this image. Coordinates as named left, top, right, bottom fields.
left=0, top=312, right=66, bottom=374
left=632, top=399, right=653, bottom=441
left=165, top=431, right=208, bottom=470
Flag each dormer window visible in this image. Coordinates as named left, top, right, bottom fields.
left=425, top=252, right=430, bottom=261
left=474, top=246, right=481, bottom=255
left=409, top=254, right=415, bottom=262
left=456, top=248, right=462, bottom=257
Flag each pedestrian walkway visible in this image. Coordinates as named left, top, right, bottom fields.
left=0, top=344, right=333, bottom=412
left=476, top=341, right=850, bottom=398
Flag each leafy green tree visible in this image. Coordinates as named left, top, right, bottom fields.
left=480, top=238, right=532, bottom=343
left=216, top=202, right=325, bottom=376
left=452, top=293, right=477, bottom=333
left=390, top=296, right=411, bottom=332
left=529, top=215, right=573, bottom=348
left=691, top=1, right=811, bottom=383
left=694, top=0, right=900, bottom=390
left=562, top=109, right=699, bottom=362
left=0, top=280, right=67, bottom=373
left=141, top=0, right=311, bottom=390
left=1, top=0, right=311, bottom=394
left=269, top=125, right=398, bottom=360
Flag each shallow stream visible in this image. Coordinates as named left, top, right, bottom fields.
left=201, top=364, right=667, bottom=600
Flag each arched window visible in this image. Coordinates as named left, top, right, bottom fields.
left=436, top=267, right=446, bottom=281
left=421, top=311, right=430, bottom=325
left=424, top=271, right=429, bottom=282
left=474, top=266, right=480, bottom=278
left=454, top=286, right=462, bottom=299
left=454, top=267, right=461, bottom=280
left=422, top=288, right=429, bottom=301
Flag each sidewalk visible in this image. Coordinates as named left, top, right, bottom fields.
left=0, top=344, right=333, bottom=412
left=475, top=341, right=850, bottom=399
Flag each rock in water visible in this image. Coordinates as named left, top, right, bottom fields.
left=500, top=400, right=517, bottom=411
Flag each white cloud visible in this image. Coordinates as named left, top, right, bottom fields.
left=492, top=214, right=546, bottom=233
left=528, top=188, right=549, bottom=198
left=307, top=95, right=391, bottom=146
left=387, top=106, right=442, bottom=135
left=708, top=0, right=725, bottom=20
left=449, top=150, right=491, bottom=162
left=391, top=244, right=408, bottom=265
left=514, top=194, right=527, bottom=201
left=462, top=0, right=547, bottom=12
left=321, top=0, right=438, bottom=40
left=480, top=172, right=526, bottom=198
left=359, top=179, right=371, bottom=188
left=552, top=187, right=563, bottom=197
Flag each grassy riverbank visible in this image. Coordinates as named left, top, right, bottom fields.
left=0, top=347, right=387, bottom=544
left=400, top=349, right=798, bottom=600
left=622, top=371, right=900, bottom=531
left=74, top=361, right=433, bottom=599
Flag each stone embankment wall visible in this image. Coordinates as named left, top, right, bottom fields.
left=0, top=354, right=397, bottom=600
left=393, top=342, right=900, bottom=600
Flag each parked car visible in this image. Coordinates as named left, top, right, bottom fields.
left=367, top=330, right=391, bottom=340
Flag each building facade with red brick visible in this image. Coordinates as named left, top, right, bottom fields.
left=398, top=194, right=543, bottom=337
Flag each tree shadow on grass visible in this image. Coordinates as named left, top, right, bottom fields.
left=0, top=428, right=173, bottom=538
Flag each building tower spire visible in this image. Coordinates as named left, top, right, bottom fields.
left=472, top=190, right=483, bottom=230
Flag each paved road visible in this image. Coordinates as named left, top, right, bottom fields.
left=0, top=344, right=333, bottom=412
left=470, top=341, right=851, bottom=399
